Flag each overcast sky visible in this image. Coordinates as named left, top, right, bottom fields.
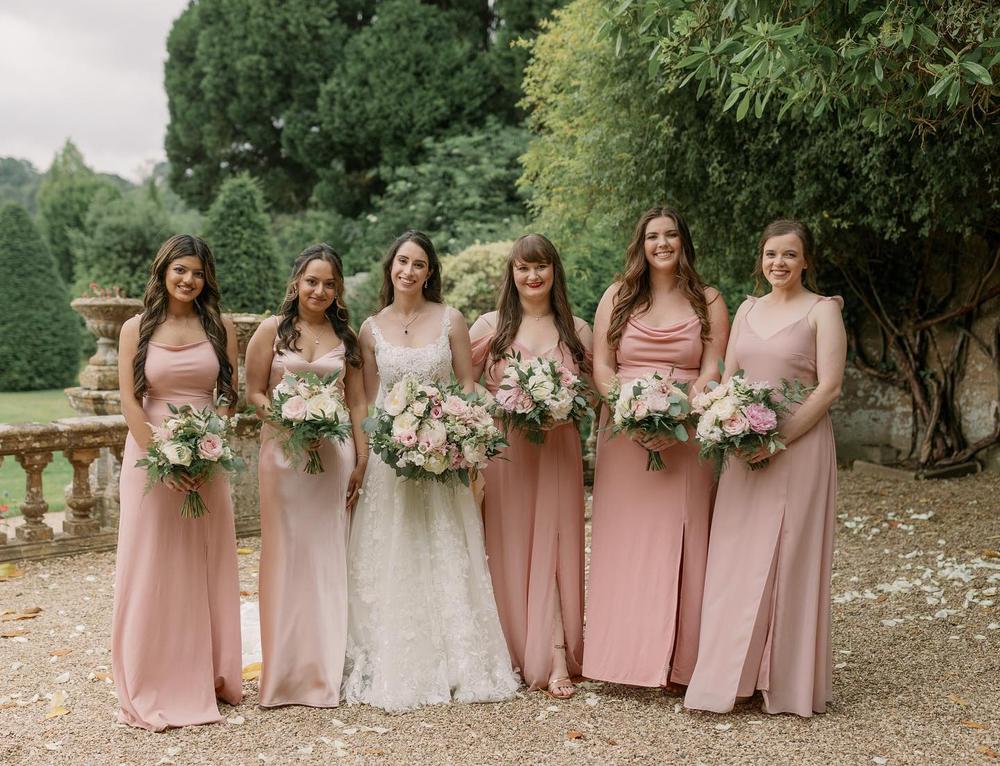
left=0, top=0, right=190, bottom=181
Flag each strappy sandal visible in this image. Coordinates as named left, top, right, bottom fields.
left=544, top=676, right=576, bottom=699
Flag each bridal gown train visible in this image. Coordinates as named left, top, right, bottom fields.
left=342, top=310, right=520, bottom=712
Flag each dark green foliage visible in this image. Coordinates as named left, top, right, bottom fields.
left=71, top=187, right=174, bottom=299
left=36, top=141, right=120, bottom=284
left=165, top=0, right=350, bottom=212
left=203, top=174, right=283, bottom=314
left=0, top=204, right=80, bottom=391
left=313, top=0, right=493, bottom=211
left=0, top=158, right=42, bottom=214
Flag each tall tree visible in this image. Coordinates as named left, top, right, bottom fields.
left=0, top=204, right=80, bottom=391
left=0, top=158, right=42, bottom=214
left=36, top=141, right=118, bottom=283
left=203, top=174, right=283, bottom=314
left=522, top=0, right=1000, bottom=467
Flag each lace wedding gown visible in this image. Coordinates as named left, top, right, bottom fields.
left=343, top=310, right=520, bottom=712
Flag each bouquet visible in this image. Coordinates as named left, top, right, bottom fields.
left=493, top=352, right=591, bottom=444
left=364, top=374, right=507, bottom=485
left=268, top=370, right=352, bottom=474
left=137, top=403, right=244, bottom=518
left=608, top=372, right=692, bottom=471
left=691, top=371, right=812, bottom=473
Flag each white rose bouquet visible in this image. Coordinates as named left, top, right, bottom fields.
left=364, top=374, right=507, bottom=485
left=267, top=370, right=352, bottom=474
left=691, top=371, right=812, bottom=473
left=607, top=372, right=692, bottom=471
left=136, top=403, right=244, bottom=518
left=492, top=352, right=591, bottom=444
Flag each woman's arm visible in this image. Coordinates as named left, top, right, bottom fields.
left=344, top=359, right=369, bottom=511
left=117, top=316, right=153, bottom=450
left=220, top=316, right=239, bottom=417
left=720, top=299, right=751, bottom=384
left=244, top=317, right=278, bottom=419
left=358, top=320, right=380, bottom=407
left=468, top=311, right=497, bottom=384
left=778, top=299, right=847, bottom=445
left=691, top=287, right=730, bottom=395
left=590, top=284, right=620, bottom=399
left=448, top=307, right=476, bottom=392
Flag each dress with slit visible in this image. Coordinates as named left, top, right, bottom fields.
left=685, top=295, right=841, bottom=717
left=583, top=316, right=715, bottom=687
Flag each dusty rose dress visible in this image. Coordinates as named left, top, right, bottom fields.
left=685, top=295, right=841, bottom=717
left=472, top=335, right=586, bottom=688
left=257, top=344, right=354, bottom=707
left=112, top=340, right=242, bottom=731
left=583, top=316, right=714, bottom=687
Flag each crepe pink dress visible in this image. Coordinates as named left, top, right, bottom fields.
left=685, top=295, right=842, bottom=717
left=257, top=343, right=354, bottom=707
left=472, top=334, right=587, bottom=688
left=112, top=340, right=242, bottom=731
left=583, top=316, right=714, bottom=687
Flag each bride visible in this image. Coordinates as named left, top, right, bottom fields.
left=343, top=230, right=520, bottom=712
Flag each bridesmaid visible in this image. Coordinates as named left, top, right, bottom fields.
left=113, top=235, right=242, bottom=730
left=245, top=244, right=368, bottom=707
left=469, top=234, right=592, bottom=699
left=584, top=207, right=729, bottom=691
left=685, top=220, right=846, bottom=717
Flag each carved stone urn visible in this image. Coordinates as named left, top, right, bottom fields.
left=66, top=297, right=143, bottom=415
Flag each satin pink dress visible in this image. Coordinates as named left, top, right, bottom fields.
left=258, top=344, right=354, bottom=707
left=685, top=296, right=841, bottom=717
left=112, top=340, right=242, bottom=731
left=472, top=335, right=586, bottom=688
left=583, top=316, right=714, bottom=687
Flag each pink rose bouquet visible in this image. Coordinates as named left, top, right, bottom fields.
left=137, top=403, right=244, bottom=518
left=607, top=372, right=692, bottom=471
left=492, top=351, right=591, bottom=444
left=267, top=370, right=352, bottom=474
left=691, top=370, right=812, bottom=473
left=364, top=374, right=507, bottom=485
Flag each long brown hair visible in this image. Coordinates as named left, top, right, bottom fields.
left=378, top=230, right=444, bottom=309
left=606, top=206, right=711, bottom=350
left=275, top=243, right=361, bottom=367
left=490, top=234, right=588, bottom=372
left=753, top=219, right=819, bottom=294
left=133, top=234, right=235, bottom=404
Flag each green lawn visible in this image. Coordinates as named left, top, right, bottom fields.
left=0, top=390, right=78, bottom=515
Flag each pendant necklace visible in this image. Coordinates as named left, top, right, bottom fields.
left=396, top=308, right=422, bottom=335
left=300, top=322, right=323, bottom=345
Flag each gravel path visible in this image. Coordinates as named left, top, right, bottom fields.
left=2, top=470, right=999, bottom=766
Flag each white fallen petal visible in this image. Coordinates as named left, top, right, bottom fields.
left=258, top=755, right=274, bottom=764
left=360, top=725, right=390, bottom=734
left=330, top=718, right=346, bottom=728
left=297, top=745, right=314, bottom=756
left=166, top=747, right=182, bottom=757
left=872, top=758, right=888, bottom=765
left=54, top=672, right=70, bottom=683
left=45, top=741, right=63, bottom=752
left=10, top=661, right=23, bottom=671
left=546, top=704, right=560, bottom=712
left=227, top=715, right=245, bottom=725
left=341, top=727, right=358, bottom=736
left=714, top=723, right=732, bottom=731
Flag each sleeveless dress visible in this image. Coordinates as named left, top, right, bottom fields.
left=257, top=343, right=354, bottom=707
left=343, top=310, right=520, bottom=712
left=112, top=340, right=242, bottom=731
left=471, top=334, right=587, bottom=689
left=583, top=316, right=715, bottom=687
left=685, top=295, right=842, bottom=717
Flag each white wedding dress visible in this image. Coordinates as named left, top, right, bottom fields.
left=343, top=310, right=520, bottom=712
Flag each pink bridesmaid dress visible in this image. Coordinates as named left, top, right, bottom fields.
left=472, top=335, right=586, bottom=688
left=583, top=316, right=714, bottom=687
left=257, top=344, right=354, bottom=707
left=112, top=340, right=242, bottom=731
left=685, top=295, right=842, bottom=717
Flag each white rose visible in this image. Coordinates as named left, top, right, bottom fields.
left=161, top=441, right=193, bottom=467
left=417, top=419, right=448, bottom=449
left=462, top=441, right=487, bottom=467
left=425, top=452, right=449, bottom=475
left=696, top=415, right=723, bottom=443
left=306, top=393, right=340, bottom=421
left=410, top=398, right=428, bottom=416
left=549, top=389, right=574, bottom=421
left=408, top=451, right=426, bottom=466
left=526, top=374, right=555, bottom=402
left=710, top=397, right=736, bottom=420
left=392, top=412, right=419, bottom=436
left=383, top=382, right=409, bottom=416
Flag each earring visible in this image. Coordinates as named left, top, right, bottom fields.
left=423, top=281, right=428, bottom=290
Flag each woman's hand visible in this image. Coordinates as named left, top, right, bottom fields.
left=743, top=443, right=776, bottom=465
left=637, top=433, right=677, bottom=452
left=163, top=473, right=201, bottom=493
left=346, top=456, right=368, bottom=512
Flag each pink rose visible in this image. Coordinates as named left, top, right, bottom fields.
left=430, top=404, right=443, bottom=419
left=495, top=387, right=517, bottom=412
left=399, top=432, right=417, bottom=447
left=515, top=390, right=535, bottom=414
left=197, top=433, right=224, bottom=461
left=281, top=395, right=308, bottom=421
left=721, top=412, right=749, bottom=436
left=743, top=403, right=777, bottom=434
left=633, top=401, right=649, bottom=420
left=442, top=395, right=469, bottom=418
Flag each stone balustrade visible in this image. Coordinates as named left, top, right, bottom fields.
left=0, top=414, right=262, bottom=563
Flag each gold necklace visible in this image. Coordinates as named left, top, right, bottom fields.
left=394, top=307, right=423, bottom=335
left=299, top=321, right=326, bottom=346
left=524, top=311, right=552, bottom=321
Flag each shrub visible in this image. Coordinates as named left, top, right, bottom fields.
left=440, top=241, right=512, bottom=325
left=0, top=204, right=80, bottom=391
left=203, top=174, right=282, bottom=313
